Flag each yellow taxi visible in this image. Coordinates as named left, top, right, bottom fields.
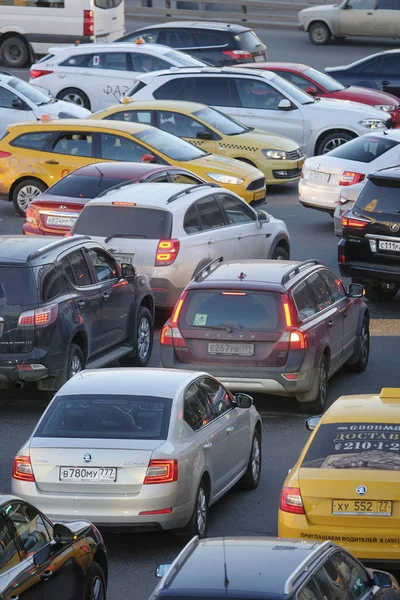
left=278, top=388, right=400, bottom=562
left=93, top=99, right=305, bottom=187
left=0, top=119, right=266, bottom=215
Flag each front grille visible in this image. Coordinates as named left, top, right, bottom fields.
left=246, top=176, right=265, bottom=191
left=287, top=148, right=305, bottom=161
left=273, top=168, right=302, bottom=180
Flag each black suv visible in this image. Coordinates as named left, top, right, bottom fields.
left=117, top=22, right=267, bottom=66
left=0, top=235, right=154, bottom=393
left=151, top=537, right=399, bottom=600
left=339, top=167, right=400, bottom=301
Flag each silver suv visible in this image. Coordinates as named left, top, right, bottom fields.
left=72, top=182, right=290, bottom=308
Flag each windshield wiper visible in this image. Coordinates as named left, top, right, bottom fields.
left=195, top=323, right=242, bottom=333
left=104, top=233, right=145, bottom=243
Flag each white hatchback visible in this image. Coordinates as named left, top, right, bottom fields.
left=29, top=43, right=205, bottom=112
left=299, top=130, right=400, bottom=216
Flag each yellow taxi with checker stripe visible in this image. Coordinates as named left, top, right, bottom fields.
left=92, top=99, right=305, bottom=187
left=278, top=388, right=400, bottom=562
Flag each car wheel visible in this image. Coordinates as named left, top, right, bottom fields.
left=121, top=306, right=153, bottom=367
left=346, top=316, right=370, bottom=373
left=271, top=245, right=290, bottom=261
left=298, top=355, right=328, bottom=414
left=67, top=344, right=85, bottom=381
left=0, top=36, right=29, bottom=68
left=12, top=178, right=47, bottom=216
left=316, top=132, right=355, bottom=155
left=85, top=562, right=106, bottom=600
left=309, top=22, right=331, bottom=45
left=57, top=87, right=91, bottom=110
left=239, top=429, right=262, bottom=490
left=178, top=480, right=209, bottom=541
left=363, top=282, right=398, bottom=301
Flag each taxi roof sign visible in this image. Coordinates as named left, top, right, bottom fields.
left=135, top=37, right=145, bottom=44
left=121, top=97, right=133, bottom=104
left=380, top=388, right=400, bottom=399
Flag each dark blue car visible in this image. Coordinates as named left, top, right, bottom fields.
left=326, top=50, right=400, bottom=100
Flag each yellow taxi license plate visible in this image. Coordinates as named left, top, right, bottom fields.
left=253, top=190, right=265, bottom=201
left=332, top=500, right=392, bottom=516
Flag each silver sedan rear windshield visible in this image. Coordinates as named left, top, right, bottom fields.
left=34, top=395, right=173, bottom=440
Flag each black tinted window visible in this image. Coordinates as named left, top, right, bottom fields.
left=87, top=248, right=118, bottom=282
left=11, top=132, right=52, bottom=150
left=87, top=52, right=127, bottom=70
left=193, top=31, right=225, bottom=47
left=196, top=196, right=225, bottom=230
left=157, top=29, right=195, bottom=47
left=62, top=250, right=92, bottom=287
left=184, top=204, right=201, bottom=233
left=49, top=175, right=132, bottom=198
left=200, top=377, right=233, bottom=416
left=34, top=394, right=172, bottom=440
left=355, top=177, right=400, bottom=214
left=179, top=290, right=284, bottom=332
left=36, top=265, right=62, bottom=301
left=293, top=280, right=317, bottom=321
left=0, top=86, right=20, bottom=109
left=360, top=57, right=380, bottom=73
left=313, top=559, right=349, bottom=600
left=307, top=272, right=332, bottom=312
left=100, top=133, right=146, bottom=162
left=60, top=54, right=93, bottom=67
left=0, top=514, right=20, bottom=575
left=53, top=133, right=93, bottom=157
left=130, top=53, right=169, bottom=73
left=0, top=266, right=37, bottom=305
left=336, top=553, right=371, bottom=600
left=74, top=205, right=172, bottom=239
left=328, top=135, right=399, bottom=163
left=7, top=504, right=51, bottom=556
left=236, top=78, right=285, bottom=110
left=319, top=270, right=347, bottom=303
left=184, top=382, right=214, bottom=430
left=194, top=78, right=237, bottom=106
left=154, top=78, right=195, bottom=101
left=381, top=54, right=400, bottom=74
left=236, top=30, right=264, bottom=52
left=218, top=194, right=255, bottom=223
left=298, top=579, right=322, bottom=600
left=379, top=0, right=400, bottom=8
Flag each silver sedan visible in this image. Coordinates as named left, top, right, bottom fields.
left=11, top=368, right=262, bottom=537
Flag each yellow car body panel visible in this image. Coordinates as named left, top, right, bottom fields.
left=0, top=119, right=265, bottom=205
left=93, top=100, right=305, bottom=186
left=278, top=389, right=400, bottom=561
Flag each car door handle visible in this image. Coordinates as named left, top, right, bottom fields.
left=40, top=569, right=53, bottom=581
left=237, top=234, right=244, bottom=240
left=328, top=319, right=333, bottom=327
left=342, top=309, right=348, bottom=317
left=77, top=299, right=86, bottom=309
left=103, top=292, right=111, bottom=300
left=204, top=442, right=213, bottom=449
left=226, top=427, right=234, bottom=434
left=381, top=80, right=391, bottom=86
left=367, top=11, right=373, bottom=14
left=208, top=239, right=214, bottom=245
left=45, top=160, right=59, bottom=164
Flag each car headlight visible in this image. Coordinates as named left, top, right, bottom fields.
left=206, top=173, right=244, bottom=185
left=262, top=149, right=288, bottom=160
left=359, top=118, right=387, bottom=129
left=374, top=104, right=395, bottom=112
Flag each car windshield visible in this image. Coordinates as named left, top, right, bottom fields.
left=194, top=107, right=249, bottom=135
left=303, top=67, right=345, bottom=92
left=48, top=175, right=133, bottom=198
left=269, top=72, right=316, bottom=105
left=302, top=422, right=400, bottom=471
left=164, top=49, right=205, bottom=67
left=34, top=394, right=172, bottom=440
left=328, top=135, right=399, bottom=163
left=135, top=128, right=208, bottom=161
left=7, top=77, right=52, bottom=106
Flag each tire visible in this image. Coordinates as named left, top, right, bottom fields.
left=346, top=316, right=370, bottom=373
left=85, top=562, right=106, bottom=600
left=121, top=306, right=153, bottom=367
left=309, top=22, right=331, bottom=45
left=178, top=480, right=209, bottom=541
left=239, top=429, right=262, bottom=490
left=66, top=344, right=85, bottom=381
left=0, top=36, right=29, bottom=68
left=57, top=87, right=91, bottom=110
left=316, top=131, right=355, bottom=156
left=363, top=282, right=398, bottom=301
left=298, top=355, right=328, bottom=414
left=271, top=245, right=290, bottom=261
left=12, top=178, right=47, bottom=216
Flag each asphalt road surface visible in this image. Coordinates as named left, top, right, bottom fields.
left=2, top=30, right=400, bottom=600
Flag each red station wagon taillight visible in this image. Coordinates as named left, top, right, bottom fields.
left=160, top=291, right=188, bottom=348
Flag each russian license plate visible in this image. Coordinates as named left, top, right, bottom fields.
left=208, top=342, right=254, bottom=356
left=254, top=55, right=264, bottom=62
left=378, top=240, right=400, bottom=252
left=46, top=216, right=76, bottom=227
left=113, top=254, right=133, bottom=265
left=60, top=467, right=117, bottom=482
left=253, top=189, right=265, bottom=201
left=332, top=499, right=392, bottom=516
left=309, top=170, right=330, bottom=183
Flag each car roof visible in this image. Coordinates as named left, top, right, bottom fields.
left=131, top=66, right=275, bottom=83
left=48, top=42, right=180, bottom=55
left=322, top=389, right=400, bottom=424
left=0, top=235, right=88, bottom=264
left=7, top=119, right=149, bottom=134
left=64, top=162, right=182, bottom=178
left=116, top=99, right=208, bottom=114
left=56, top=368, right=204, bottom=397
left=159, top=537, right=326, bottom=597
left=241, top=62, right=308, bottom=72
left=134, top=21, right=251, bottom=33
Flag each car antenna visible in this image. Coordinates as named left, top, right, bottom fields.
left=223, top=538, right=230, bottom=589
left=238, top=272, right=246, bottom=280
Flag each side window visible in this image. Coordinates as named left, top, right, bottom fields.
left=277, top=71, right=319, bottom=92
left=184, top=204, right=202, bottom=234
left=379, top=0, right=399, bottom=8
left=292, top=280, right=317, bottom=321
left=307, top=272, right=332, bottom=312
left=236, top=78, right=286, bottom=110
left=335, top=553, right=371, bottom=600
left=154, top=78, right=195, bottom=101
left=105, top=110, right=153, bottom=125
left=88, top=52, right=127, bottom=70
left=59, top=54, right=92, bottom=67
left=168, top=172, right=202, bottom=184
left=319, top=270, right=347, bottom=304
left=0, top=513, right=21, bottom=575
left=131, top=53, right=170, bottom=73
left=37, top=264, right=63, bottom=302
left=193, top=77, right=237, bottom=107
left=298, top=578, right=323, bottom=600
left=183, top=381, right=214, bottom=430
left=196, top=195, right=226, bottom=230
left=313, top=557, right=349, bottom=600
left=193, top=31, right=226, bottom=47
left=87, top=248, right=118, bottom=283
left=360, top=58, right=380, bottom=73
left=6, top=503, right=52, bottom=557
left=11, top=132, right=53, bottom=150
left=0, top=87, right=22, bottom=109
left=100, top=133, right=147, bottom=162
left=218, top=194, right=256, bottom=224
left=157, top=110, right=210, bottom=139
left=52, top=133, right=93, bottom=157
left=347, top=0, right=375, bottom=8
left=62, top=250, right=92, bottom=287
left=381, top=54, right=400, bottom=74
left=157, top=29, right=195, bottom=48
left=200, top=377, right=234, bottom=417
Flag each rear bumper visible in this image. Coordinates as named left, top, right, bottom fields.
left=149, top=277, right=182, bottom=309
left=298, top=180, right=339, bottom=214
left=0, top=363, right=49, bottom=386
left=23, top=223, right=45, bottom=236
left=339, top=259, right=400, bottom=285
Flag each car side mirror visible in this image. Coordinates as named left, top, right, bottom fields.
left=306, top=416, right=321, bottom=431
left=196, top=131, right=213, bottom=141
left=12, top=97, right=23, bottom=109
left=141, top=153, right=156, bottom=163
left=278, top=99, right=292, bottom=111
left=257, top=209, right=269, bottom=223
left=53, top=523, right=75, bottom=544
left=348, top=283, right=364, bottom=298
left=155, top=564, right=171, bottom=578
left=305, top=86, right=317, bottom=95
left=235, top=392, right=253, bottom=409
left=121, top=263, right=136, bottom=278
left=373, top=571, right=392, bottom=588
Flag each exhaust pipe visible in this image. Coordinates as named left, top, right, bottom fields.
left=14, top=381, right=25, bottom=389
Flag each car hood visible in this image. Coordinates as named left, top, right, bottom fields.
left=300, top=4, right=339, bottom=15
left=33, top=99, right=91, bottom=119
left=228, top=128, right=300, bottom=151
left=332, top=86, right=400, bottom=106
left=187, top=153, right=263, bottom=177
left=305, top=97, right=390, bottom=119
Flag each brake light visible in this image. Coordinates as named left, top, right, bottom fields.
left=0, top=151, right=11, bottom=159
left=221, top=291, right=246, bottom=296
left=18, top=304, right=59, bottom=327
left=144, top=459, right=178, bottom=484
left=279, top=486, right=305, bottom=515
left=155, top=239, right=180, bottom=266
left=283, top=300, right=293, bottom=327
left=160, top=291, right=188, bottom=348
left=341, top=213, right=369, bottom=229
left=112, top=202, right=136, bottom=206
left=29, top=69, right=53, bottom=79
left=289, top=330, right=307, bottom=350
left=222, top=50, right=253, bottom=60
left=339, top=171, right=365, bottom=186
left=25, top=206, right=38, bottom=225
left=83, top=9, right=94, bottom=36
left=12, top=456, right=35, bottom=482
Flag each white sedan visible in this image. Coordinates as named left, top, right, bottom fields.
left=0, top=72, right=90, bottom=135
left=298, top=130, right=400, bottom=216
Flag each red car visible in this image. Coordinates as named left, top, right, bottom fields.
left=238, top=62, right=400, bottom=128
left=23, top=162, right=205, bottom=236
